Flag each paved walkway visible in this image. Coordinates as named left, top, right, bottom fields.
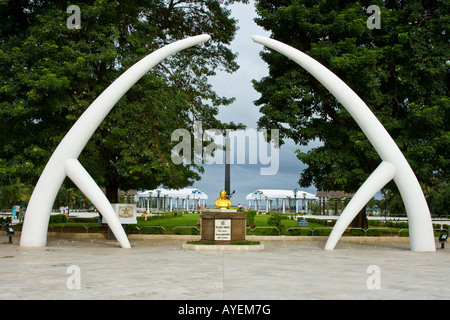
left=1, top=235, right=449, bottom=300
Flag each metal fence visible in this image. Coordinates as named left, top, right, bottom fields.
left=46, top=223, right=448, bottom=237
left=285, top=227, right=393, bottom=236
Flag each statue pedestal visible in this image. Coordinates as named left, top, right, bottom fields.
left=200, top=209, right=246, bottom=244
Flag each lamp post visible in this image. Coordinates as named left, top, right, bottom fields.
left=439, top=234, right=448, bottom=249
left=293, top=189, right=298, bottom=214
left=303, top=192, right=307, bottom=213
left=265, top=196, right=269, bottom=214
left=156, top=189, right=161, bottom=213
left=67, top=188, right=72, bottom=216
left=256, top=190, right=263, bottom=214
left=260, top=191, right=264, bottom=214
left=149, top=191, right=153, bottom=213
left=192, top=189, right=197, bottom=213
left=287, top=196, right=291, bottom=213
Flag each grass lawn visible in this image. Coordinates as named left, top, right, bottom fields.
left=139, top=213, right=201, bottom=228
left=137, top=213, right=326, bottom=236
left=135, top=213, right=201, bottom=234
left=138, top=213, right=321, bottom=227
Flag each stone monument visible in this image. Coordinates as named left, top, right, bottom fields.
left=200, top=190, right=246, bottom=244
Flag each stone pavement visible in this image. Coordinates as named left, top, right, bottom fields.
left=1, top=235, right=449, bottom=300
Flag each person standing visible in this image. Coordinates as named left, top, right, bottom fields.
left=12, top=205, right=20, bottom=219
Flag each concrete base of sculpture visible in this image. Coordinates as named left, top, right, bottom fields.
left=200, top=209, right=246, bottom=244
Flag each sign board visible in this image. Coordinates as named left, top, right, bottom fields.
left=102, top=204, right=137, bottom=224
left=215, top=219, right=231, bottom=241
left=298, top=218, right=308, bottom=226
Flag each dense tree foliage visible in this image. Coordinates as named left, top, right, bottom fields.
left=0, top=0, right=247, bottom=203
left=253, top=0, right=449, bottom=218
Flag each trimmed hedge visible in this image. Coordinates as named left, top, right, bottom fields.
left=49, top=214, right=99, bottom=224
left=49, top=214, right=68, bottom=224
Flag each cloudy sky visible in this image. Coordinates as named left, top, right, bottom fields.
left=192, top=1, right=319, bottom=206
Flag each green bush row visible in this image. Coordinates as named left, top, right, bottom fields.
left=49, top=214, right=98, bottom=224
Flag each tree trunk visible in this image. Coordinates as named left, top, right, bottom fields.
left=105, top=178, right=119, bottom=204
left=351, top=207, right=368, bottom=229
left=100, top=144, right=119, bottom=204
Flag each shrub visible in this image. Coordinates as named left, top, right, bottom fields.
left=366, top=229, right=382, bottom=236
left=0, top=216, right=12, bottom=225
left=350, top=229, right=364, bottom=236
left=286, top=228, right=311, bottom=236
left=49, top=214, right=68, bottom=224
left=267, top=213, right=284, bottom=234
left=71, top=217, right=98, bottom=223
left=245, top=210, right=256, bottom=228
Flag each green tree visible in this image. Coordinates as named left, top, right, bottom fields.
left=253, top=0, right=449, bottom=226
left=0, top=0, right=248, bottom=203
left=427, top=182, right=450, bottom=217
left=0, top=178, right=31, bottom=209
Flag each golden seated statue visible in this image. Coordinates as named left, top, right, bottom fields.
left=214, top=190, right=232, bottom=209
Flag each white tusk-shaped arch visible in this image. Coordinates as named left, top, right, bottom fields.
left=252, top=35, right=435, bottom=252
left=20, top=34, right=211, bottom=248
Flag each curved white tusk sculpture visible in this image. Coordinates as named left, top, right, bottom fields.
left=20, top=34, right=211, bottom=248
left=252, top=35, right=435, bottom=252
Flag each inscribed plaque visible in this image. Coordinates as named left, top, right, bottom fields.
left=215, top=219, right=231, bottom=241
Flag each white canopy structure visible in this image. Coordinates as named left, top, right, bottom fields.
left=136, top=188, right=208, bottom=212
left=245, top=189, right=317, bottom=213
